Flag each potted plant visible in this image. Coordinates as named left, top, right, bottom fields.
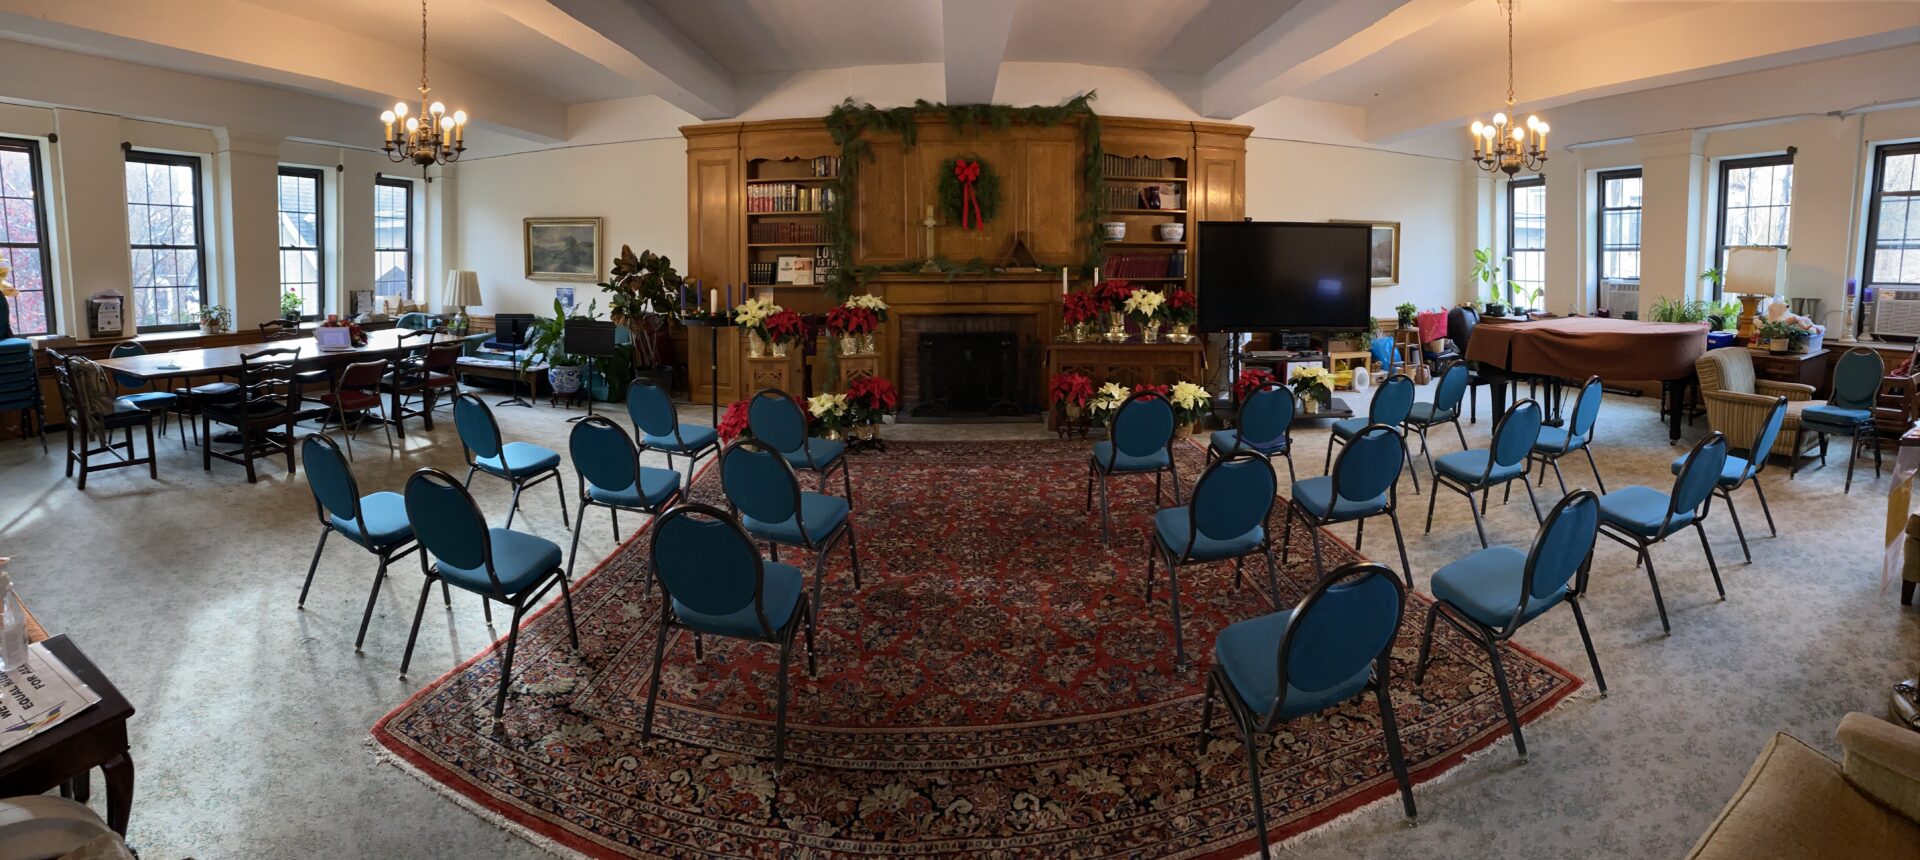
left=1123, top=288, right=1168, bottom=342
left=279, top=290, right=303, bottom=321
left=521, top=297, right=597, bottom=396
left=1163, top=287, right=1198, bottom=343
left=1088, top=381, right=1130, bottom=425
left=1289, top=365, right=1334, bottom=414
left=845, top=295, right=888, bottom=353
left=763, top=309, right=807, bottom=358
left=1232, top=367, right=1276, bottom=404
left=1061, top=291, right=1101, bottom=342
left=1471, top=247, right=1515, bottom=317
left=600, top=245, right=683, bottom=393
left=825, top=303, right=880, bottom=355
left=1756, top=318, right=1804, bottom=353
left=199, top=305, right=231, bottom=334
left=717, top=399, right=754, bottom=444
left=844, top=375, right=898, bottom=445
left=806, top=392, right=852, bottom=440
left=1095, top=280, right=1135, bottom=342
left=733, top=297, right=781, bottom=356
left=1049, top=371, right=1094, bottom=419
left=1396, top=302, right=1419, bottom=329
left=1167, top=380, right=1211, bottom=434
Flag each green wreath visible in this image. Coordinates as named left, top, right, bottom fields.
left=937, top=155, right=1001, bottom=230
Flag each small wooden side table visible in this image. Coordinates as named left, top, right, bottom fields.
left=0, top=635, right=136, bottom=835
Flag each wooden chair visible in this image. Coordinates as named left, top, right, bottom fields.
left=47, top=350, right=157, bottom=490
left=258, top=319, right=300, bottom=340
left=382, top=332, right=460, bottom=435
left=202, top=346, right=303, bottom=483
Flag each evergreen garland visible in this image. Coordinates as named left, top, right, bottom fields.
left=936, top=156, right=1001, bottom=228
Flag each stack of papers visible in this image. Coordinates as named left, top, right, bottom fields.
left=0, top=644, right=102, bottom=753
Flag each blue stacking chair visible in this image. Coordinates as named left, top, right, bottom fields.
left=1800, top=347, right=1883, bottom=493
left=1285, top=423, right=1413, bottom=582
left=1207, top=382, right=1295, bottom=484
left=1087, top=391, right=1183, bottom=544
left=1145, top=449, right=1280, bottom=663
left=1195, top=561, right=1416, bottom=856
left=1597, top=431, right=1729, bottom=634
left=1406, top=360, right=1471, bottom=474
left=454, top=393, right=569, bottom=530
left=399, top=468, right=580, bottom=718
left=628, top=378, right=719, bottom=483
left=642, top=503, right=816, bottom=769
left=1427, top=399, right=1545, bottom=549
left=1417, top=490, right=1607, bottom=763
left=1327, top=373, right=1421, bottom=494
left=297, top=434, right=422, bottom=650
left=747, top=388, right=853, bottom=501
left=567, top=416, right=683, bottom=578
left=1528, top=375, right=1608, bottom=495
left=721, top=438, right=861, bottom=639
left=0, top=333, right=46, bottom=453
left=107, top=341, right=181, bottom=442
left=1670, top=395, right=1787, bottom=564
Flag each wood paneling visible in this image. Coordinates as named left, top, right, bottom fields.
left=685, top=126, right=743, bottom=289
left=1022, top=138, right=1082, bottom=263
left=858, top=138, right=911, bottom=264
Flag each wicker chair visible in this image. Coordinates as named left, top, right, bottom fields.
left=1695, top=347, right=1818, bottom=467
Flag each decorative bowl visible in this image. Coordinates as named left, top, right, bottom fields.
left=1101, top=222, right=1127, bottom=240
left=1154, top=223, right=1185, bottom=242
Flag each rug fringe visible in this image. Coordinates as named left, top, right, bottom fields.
left=365, top=736, right=589, bottom=860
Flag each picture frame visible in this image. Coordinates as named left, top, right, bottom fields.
left=524, top=217, right=603, bottom=282
left=1333, top=219, right=1401, bottom=287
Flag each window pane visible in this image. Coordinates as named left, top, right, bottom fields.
left=125, top=152, right=204, bottom=329
left=1884, top=155, right=1914, bottom=193
left=373, top=179, right=412, bottom=302
left=276, top=169, right=323, bottom=316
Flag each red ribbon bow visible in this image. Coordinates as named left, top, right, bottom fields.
left=953, top=159, right=984, bottom=231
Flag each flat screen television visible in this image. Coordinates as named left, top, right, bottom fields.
left=1195, top=221, right=1373, bottom=332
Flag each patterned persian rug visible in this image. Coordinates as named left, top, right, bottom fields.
left=372, top=440, right=1582, bottom=858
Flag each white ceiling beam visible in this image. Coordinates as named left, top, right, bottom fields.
left=1199, top=0, right=1472, bottom=120
left=0, top=0, right=567, bottom=142
left=1364, top=2, right=1920, bottom=143
left=941, top=0, right=1017, bottom=105
left=492, top=0, right=735, bottom=120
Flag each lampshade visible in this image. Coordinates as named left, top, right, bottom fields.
left=1724, top=246, right=1787, bottom=297
left=442, top=270, right=481, bottom=309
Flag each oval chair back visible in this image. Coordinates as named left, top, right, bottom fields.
left=1329, top=424, right=1404, bottom=504
left=107, top=342, right=150, bottom=390
left=1235, top=384, right=1294, bottom=451
left=650, top=503, right=777, bottom=638
left=1490, top=399, right=1544, bottom=473
left=1669, top=432, right=1730, bottom=526
left=338, top=359, right=388, bottom=390
left=1368, top=374, right=1415, bottom=427
left=626, top=378, right=679, bottom=441
left=1567, top=376, right=1605, bottom=441
left=453, top=392, right=505, bottom=461
left=403, top=468, right=498, bottom=592
left=1518, top=489, right=1601, bottom=621
left=1830, top=347, right=1882, bottom=410
left=721, top=438, right=803, bottom=527
left=747, top=388, right=808, bottom=454
left=301, top=434, right=361, bottom=527
left=1112, top=391, right=1176, bottom=460
left=1270, top=561, right=1406, bottom=725
left=1432, top=361, right=1470, bottom=414
left=1745, top=396, right=1790, bottom=479
left=569, top=415, right=640, bottom=496
left=1190, top=450, right=1278, bottom=548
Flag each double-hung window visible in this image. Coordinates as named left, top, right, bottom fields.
left=125, top=151, right=207, bottom=331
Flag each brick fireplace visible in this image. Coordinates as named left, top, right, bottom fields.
left=898, top=314, right=1039, bottom=417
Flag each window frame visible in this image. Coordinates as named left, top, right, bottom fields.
left=373, top=175, right=414, bottom=305
left=125, top=149, right=208, bottom=333
left=1596, top=167, right=1643, bottom=286
left=277, top=165, right=326, bottom=321
left=1505, top=175, right=1547, bottom=306
left=1713, top=152, right=1795, bottom=301
left=0, top=136, right=55, bottom=336
left=1860, top=141, right=1920, bottom=338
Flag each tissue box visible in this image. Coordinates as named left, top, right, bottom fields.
left=1792, top=332, right=1823, bottom=354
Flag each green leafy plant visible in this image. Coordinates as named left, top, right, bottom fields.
left=1647, top=295, right=1714, bottom=324
left=1470, top=248, right=1517, bottom=305
left=522, top=297, right=600, bottom=372
left=1757, top=318, right=1808, bottom=343
left=1395, top=302, right=1418, bottom=325
left=279, top=290, right=303, bottom=318
left=199, top=305, right=230, bottom=330
left=1514, top=283, right=1544, bottom=310
left=1699, top=268, right=1724, bottom=292
left=598, top=244, right=683, bottom=370
left=1712, top=298, right=1742, bottom=332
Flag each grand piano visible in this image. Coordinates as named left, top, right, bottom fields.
left=1465, top=316, right=1708, bottom=442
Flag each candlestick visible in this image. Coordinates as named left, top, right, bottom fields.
left=727, top=284, right=734, bottom=309
left=1094, top=267, right=1101, bottom=286
left=1061, top=267, right=1068, bottom=295
left=710, top=288, right=719, bottom=316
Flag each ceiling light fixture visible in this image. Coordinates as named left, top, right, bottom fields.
left=380, top=0, right=467, bottom=174
left=1469, top=1, right=1545, bottom=175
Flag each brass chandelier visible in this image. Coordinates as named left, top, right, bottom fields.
left=1469, top=1, right=1546, bottom=175
left=380, top=0, right=467, bottom=172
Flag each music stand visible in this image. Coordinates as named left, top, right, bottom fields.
left=563, top=318, right=619, bottom=423
left=492, top=313, right=538, bottom=408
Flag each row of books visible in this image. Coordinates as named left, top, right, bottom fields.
left=1103, top=154, right=1181, bottom=179
left=1103, top=185, right=1184, bottom=210
left=749, top=184, right=837, bottom=213
left=749, top=221, right=830, bottom=244
left=747, top=251, right=840, bottom=286
left=775, top=156, right=838, bottom=178
left=1103, top=250, right=1187, bottom=280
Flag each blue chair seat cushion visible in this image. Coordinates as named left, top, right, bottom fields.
left=672, top=561, right=804, bottom=639
left=119, top=391, right=178, bottom=410
left=475, top=441, right=562, bottom=479
left=1330, top=416, right=1369, bottom=440
left=1431, top=546, right=1564, bottom=630
left=1215, top=610, right=1374, bottom=719
left=1154, top=507, right=1264, bottom=561
left=781, top=437, right=845, bottom=472
left=1669, top=452, right=1753, bottom=488
left=331, top=491, right=414, bottom=548
left=1597, top=485, right=1693, bottom=538
left=589, top=466, right=682, bottom=509
left=1532, top=426, right=1587, bottom=454
left=1801, top=403, right=1873, bottom=429
left=1092, top=440, right=1172, bottom=473
left=1434, top=449, right=1526, bottom=486
left=642, top=424, right=719, bottom=454
left=1291, top=476, right=1388, bottom=520
left=438, top=528, right=563, bottom=594
left=1407, top=403, right=1457, bottom=426
left=1209, top=429, right=1288, bottom=456
left=742, top=492, right=850, bottom=546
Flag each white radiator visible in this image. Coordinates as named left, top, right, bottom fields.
left=1602, top=280, right=1639, bottom=316
left=1874, top=289, right=1920, bottom=338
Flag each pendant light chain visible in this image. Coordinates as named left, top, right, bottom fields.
left=419, top=0, right=430, bottom=94
left=378, top=0, right=469, bottom=170
left=1467, top=0, right=1546, bottom=175
left=1505, top=1, right=1515, bottom=108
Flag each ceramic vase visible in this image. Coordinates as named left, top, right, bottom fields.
left=548, top=365, right=584, bottom=395
left=1300, top=395, right=1319, bottom=415
left=840, top=335, right=860, bottom=355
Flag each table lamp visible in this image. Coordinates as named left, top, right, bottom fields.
left=443, top=270, right=481, bottom=335
left=1723, top=246, right=1786, bottom=343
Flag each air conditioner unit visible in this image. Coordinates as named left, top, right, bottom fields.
left=1602, top=279, right=1639, bottom=316
left=1873, top=289, right=1920, bottom=338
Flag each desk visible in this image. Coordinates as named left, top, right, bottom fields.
left=90, top=327, right=445, bottom=382
left=0, top=635, right=135, bottom=835
left=1750, top=348, right=1827, bottom=397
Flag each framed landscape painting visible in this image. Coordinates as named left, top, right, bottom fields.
left=1333, top=219, right=1400, bottom=287
left=524, top=217, right=602, bottom=282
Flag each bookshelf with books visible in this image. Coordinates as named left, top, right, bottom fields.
left=1097, top=141, right=1193, bottom=291
left=744, top=152, right=840, bottom=292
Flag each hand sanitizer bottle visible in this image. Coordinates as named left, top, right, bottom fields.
left=0, top=559, right=28, bottom=674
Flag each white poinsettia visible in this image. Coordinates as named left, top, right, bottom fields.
left=846, top=294, right=888, bottom=312
left=1089, top=381, right=1131, bottom=415
left=1122, top=289, right=1166, bottom=321
left=1168, top=381, right=1209, bottom=412
left=1289, top=366, right=1333, bottom=389
left=807, top=392, right=849, bottom=419
left=732, top=296, right=781, bottom=328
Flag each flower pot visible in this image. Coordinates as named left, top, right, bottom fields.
left=748, top=334, right=767, bottom=358
left=859, top=333, right=877, bottom=354
left=1100, top=222, right=1127, bottom=241
left=1301, top=397, right=1320, bottom=415
left=548, top=365, right=584, bottom=395
left=1070, top=323, right=1091, bottom=343
left=1485, top=303, right=1507, bottom=317
left=1142, top=320, right=1163, bottom=343
left=840, top=335, right=861, bottom=355
left=771, top=340, right=790, bottom=358
left=1770, top=337, right=1791, bottom=353
left=1064, top=403, right=1084, bottom=419
left=1104, top=311, right=1129, bottom=343
left=1167, top=323, right=1194, bottom=344
left=200, top=322, right=221, bottom=335
left=1154, top=223, right=1185, bottom=242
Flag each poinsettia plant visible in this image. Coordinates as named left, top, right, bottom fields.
left=1290, top=365, right=1335, bottom=405
left=1132, top=382, right=1170, bottom=399
left=1233, top=368, right=1277, bottom=402
left=718, top=400, right=753, bottom=444
left=1095, top=279, right=1135, bottom=313
left=845, top=375, right=898, bottom=424
left=1168, top=380, right=1211, bottom=425
left=733, top=296, right=781, bottom=339
left=1123, top=289, right=1167, bottom=325
left=1088, top=381, right=1130, bottom=424
left=1163, top=287, right=1198, bottom=326
left=807, top=392, right=852, bottom=436
left=764, top=309, right=808, bottom=347
left=825, top=304, right=879, bottom=337
left=1061, top=291, right=1102, bottom=326
left=1049, top=371, right=1094, bottom=410
left=845, top=294, right=890, bottom=322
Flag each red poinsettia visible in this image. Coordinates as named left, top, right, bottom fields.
left=1049, top=372, right=1094, bottom=409
left=718, top=400, right=753, bottom=444
left=763, top=309, right=807, bottom=346
left=1164, top=287, right=1198, bottom=326
left=845, top=375, right=898, bottom=423
left=825, top=305, right=879, bottom=337
left=1233, top=368, right=1276, bottom=401
left=1096, top=279, right=1135, bottom=311
left=1132, top=382, right=1169, bottom=399
left=1061, top=291, right=1101, bottom=326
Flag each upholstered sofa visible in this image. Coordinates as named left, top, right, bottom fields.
left=1695, top=347, right=1820, bottom=461
left=1687, top=713, right=1920, bottom=859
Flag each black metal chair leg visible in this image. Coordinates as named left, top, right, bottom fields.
left=1402, top=438, right=1421, bottom=495
left=1280, top=503, right=1296, bottom=568
left=1243, top=724, right=1272, bottom=860
left=1752, top=479, right=1777, bottom=537
left=504, top=483, right=524, bottom=530
left=1583, top=446, right=1607, bottom=494
left=495, top=602, right=526, bottom=717
left=1388, top=511, right=1414, bottom=588
left=1721, top=489, right=1751, bottom=563
left=557, top=572, right=580, bottom=649
left=1354, top=516, right=1365, bottom=553
left=354, top=555, right=388, bottom=651
left=641, top=619, right=670, bottom=740
left=846, top=524, right=862, bottom=590
left=398, top=576, right=436, bottom=677
left=1261, top=541, right=1280, bottom=604
left=1568, top=596, right=1607, bottom=696
left=298, top=529, right=330, bottom=607
left=1642, top=546, right=1671, bottom=634
left=1376, top=674, right=1418, bottom=822
left=1413, top=603, right=1440, bottom=685
left=1696, top=521, right=1726, bottom=599
left=1481, top=633, right=1527, bottom=762
left=1549, top=458, right=1568, bottom=496
left=1464, top=485, right=1489, bottom=548
left=1168, top=456, right=1183, bottom=504
left=566, top=505, right=588, bottom=579
left=555, top=473, right=572, bottom=527
left=1308, top=517, right=1326, bottom=576
left=1424, top=478, right=1441, bottom=534
left=1520, top=474, right=1543, bottom=524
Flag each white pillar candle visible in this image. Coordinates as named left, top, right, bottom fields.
left=1094, top=267, right=1101, bottom=286
left=709, top=288, right=719, bottom=316
left=1061, top=267, right=1069, bottom=295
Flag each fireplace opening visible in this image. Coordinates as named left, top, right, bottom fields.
left=912, top=331, right=1026, bottom=418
